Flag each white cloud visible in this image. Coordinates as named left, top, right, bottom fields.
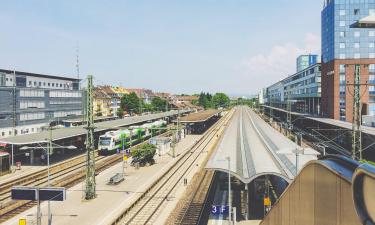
left=241, top=33, right=320, bottom=93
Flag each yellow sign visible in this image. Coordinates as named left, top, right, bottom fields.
left=264, top=197, right=271, bottom=206
left=19, top=219, right=26, bottom=225
left=123, top=155, right=128, bottom=161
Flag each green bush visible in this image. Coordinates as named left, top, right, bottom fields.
left=131, top=143, right=156, bottom=163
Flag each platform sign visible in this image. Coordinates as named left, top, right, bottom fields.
left=39, top=187, right=66, bottom=201
left=211, top=205, right=229, bottom=215
left=11, top=186, right=36, bottom=200
left=11, top=186, right=66, bottom=201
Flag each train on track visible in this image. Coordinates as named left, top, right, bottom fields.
left=98, top=119, right=167, bottom=155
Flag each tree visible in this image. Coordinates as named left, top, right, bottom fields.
left=117, top=107, right=124, bottom=118
left=131, top=143, right=156, bottom=166
left=120, top=92, right=142, bottom=114
left=212, top=93, right=230, bottom=109
left=151, top=96, right=168, bottom=111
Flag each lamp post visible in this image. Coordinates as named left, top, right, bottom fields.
left=20, top=143, right=76, bottom=225
left=277, top=147, right=320, bottom=176
left=227, top=156, right=232, bottom=224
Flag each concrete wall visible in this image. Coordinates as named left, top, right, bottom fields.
left=260, top=163, right=361, bottom=225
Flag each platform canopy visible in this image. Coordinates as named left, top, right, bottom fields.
left=179, top=109, right=222, bottom=123
left=0, top=110, right=189, bottom=145
left=206, top=107, right=318, bottom=184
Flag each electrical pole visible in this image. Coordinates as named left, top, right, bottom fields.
left=85, top=75, right=96, bottom=200
left=47, top=126, right=53, bottom=225
left=352, top=64, right=362, bottom=160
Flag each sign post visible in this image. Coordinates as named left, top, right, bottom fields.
left=11, top=186, right=66, bottom=225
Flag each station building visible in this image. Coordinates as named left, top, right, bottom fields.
left=0, top=69, right=82, bottom=138
left=321, top=0, right=375, bottom=122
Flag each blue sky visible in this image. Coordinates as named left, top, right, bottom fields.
left=0, top=1, right=322, bottom=95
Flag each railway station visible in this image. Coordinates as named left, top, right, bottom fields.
left=0, top=110, right=189, bottom=166
left=179, top=109, right=223, bottom=134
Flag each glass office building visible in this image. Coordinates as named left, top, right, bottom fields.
left=297, top=55, right=318, bottom=72
left=321, top=0, right=375, bottom=122
left=322, top=0, right=375, bottom=63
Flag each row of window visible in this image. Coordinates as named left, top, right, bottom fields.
left=28, top=80, right=71, bottom=89
left=339, top=8, right=375, bottom=16
left=53, top=110, right=82, bottom=118
left=20, top=112, right=45, bottom=121
left=339, top=42, right=375, bottom=48
left=20, top=101, right=45, bottom=109
left=339, top=64, right=375, bottom=73
left=339, top=53, right=375, bottom=59
left=49, top=91, right=82, bottom=98
left=49, top=100, right=82, bottom=105
left=20, top=89, right=45, bottom=97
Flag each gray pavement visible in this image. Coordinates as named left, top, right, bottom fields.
left=206, top=106, right=318, bottom=184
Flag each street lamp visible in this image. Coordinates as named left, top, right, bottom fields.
left=20, top=143, right=76, bottom=225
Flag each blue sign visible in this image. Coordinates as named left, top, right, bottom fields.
left=211, top=205, right=229, bottom=215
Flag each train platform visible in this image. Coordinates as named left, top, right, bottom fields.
left=180, top=109, right=223, bottom=134
left=2, top=134, right=203, bottom=225
left=0, top=165, right=45, bottom=185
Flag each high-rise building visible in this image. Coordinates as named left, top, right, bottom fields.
left=0, top=69, right=82, bottom=137
left=321, top=0, right=375, bottom=122
left=297, top=54, right=318, bottom=72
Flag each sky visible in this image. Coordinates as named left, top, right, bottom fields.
left=0, top=1, right=322, bottom=96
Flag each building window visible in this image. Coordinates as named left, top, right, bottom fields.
left=34, top=81, right=37, bottom=86
left=340, top=74, right=346, bottom=84
left=340, top=10, right=346, bottom=16
left=370, top=43, right=375, bottom=48
left=43, top=82, right=46, bottom=86
left=340, top=86, right=346, bottom=95
left=369, top=75, right=375, bottom=82
left=339, top=64, right=346, bottom=73
left=340, top=21, right=346, bottom=27
left=354, top=31, right=360, bottom=37
left=370, top=53, right=375, bottom=59
left=340, top=31, right=346, bottom=37
left=340, top=54, right=346, bottom=59
left=38, top=82, right=41, bottom=86
left=340, top=108, right=346, bottom=121
left=354, top=43, right=360, bottom=48
left=340, top=43, right=346, bottom=48
left=371, top=9, right=375, bottom=15
left=28, top=81, right=32, bottom=86
left=370, top=64, right=375, bottom=73
left=354, top=9, right=360, bottom=15
left=369, top=86, right=375, bottom=94
left=48, top=83, right=50, bottom=87
left=354, top=53, right=360, bottom=59
left=370, top=31, right=375, bottom=37
left=52, top=83, right=54, bottom=87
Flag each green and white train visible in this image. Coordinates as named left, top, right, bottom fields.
left=98, top=119, right=167, bottom=155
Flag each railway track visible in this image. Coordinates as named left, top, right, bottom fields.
left=0, top=130, right=172, bottom=223
left=110, top=110, right=233, bottom=225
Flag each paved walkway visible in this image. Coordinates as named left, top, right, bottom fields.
left=2, top=135, right=202, bottom=225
